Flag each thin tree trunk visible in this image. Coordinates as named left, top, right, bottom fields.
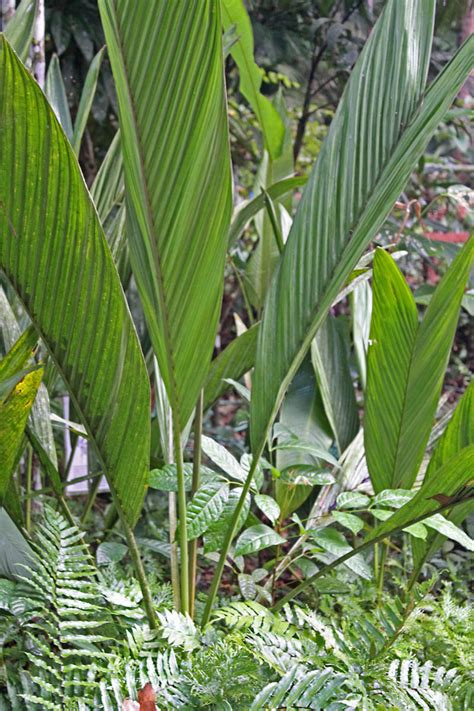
left=0, top=0, right=15, bottom=29
left=31, top=0, right=45, bottom=89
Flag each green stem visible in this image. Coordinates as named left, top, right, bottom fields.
left=377, top=542, right=388, bottom=601
left=81, top=472, right=103, bottom=525
left=202, top=452, right=261, bottom=626
left=25, top=445, right=33, bottom=533
left=173, top=417, right=189, bottom=614
left=119, top=506, right=157, bottom=629
left=273, top=495, right=473, bottom=611
left=169, top=492, right=181, bottom=610
left=189, top=390, right=203, bottom=619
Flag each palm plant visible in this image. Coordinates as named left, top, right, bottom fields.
left=0, top=0, right=473, bottom=638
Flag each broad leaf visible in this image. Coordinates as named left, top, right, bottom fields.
left=365, top=241, right=474, bottom=492
left=149, top=464, right=218, bottom=493
left=100, top=0, right=232, bottom=432
left=186, top=483, right=229, bottom=540
left=250, top=0, right=474, bottom=457
left=204, top=486, right=251, bottom=553
left=221, top=0, right=284, bottom=159
left=276, top=357, right=332, bottom=519
left=234, top=524, right=285, bottom=557
left=201, top=435, right=247, bottom=485
left=254, top=494, right=280, bottom=525
left=311, top=315, right=359, bottom=454
left=0, top=38, right=150, bottom=526
left=310, top=527, right=371, bottom=580
left=3, top=0, right=38, bottom=62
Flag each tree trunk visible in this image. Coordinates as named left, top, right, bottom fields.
left=0, top=0, right=15, bottom=29
left=31, top=0, right=45, bottom=89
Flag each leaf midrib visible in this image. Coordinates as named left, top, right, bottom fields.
left=108, top=0, right=182, bottom=425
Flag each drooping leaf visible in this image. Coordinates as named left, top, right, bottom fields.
left=186, top=482, right=229, bottom=540
left=422, top=513, right=474, bottom=551
left=45, top=54, right=73, bottom=141
left=0, top=37, right=150, bottom=526
left=234, top=524, right=285, bottom=557
left=250, top=0, right=474, bottom=458
left=365, top=241, right=474, bottom=492
left=221, top=0, right=284, bottom=159
left=3, top=0, right=38, bottom=63
left=311, top=315, right=359, bottom=454
left=203, top=324, right=259, bottom=411
left=72, top=47, right=105, bottom=155
left=99, top=0, right=232, bottom=432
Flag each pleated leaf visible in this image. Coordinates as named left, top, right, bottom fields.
left=250, top=0, right=474, bottom=456
left=0, top=37, right=150, bottom=526
left=100, top=0, right=232, bottom=431
left=365, top=241, right=474, bottom=492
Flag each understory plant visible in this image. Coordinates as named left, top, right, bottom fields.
left=0, top=0, right=473, bottom=707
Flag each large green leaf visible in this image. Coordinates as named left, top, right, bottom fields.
left=250, top=0, right=474, bottom=457
left=276, top=356, right=332, bottom=519
left=99, top=0, right=232, bottom=433
left=311, top=315, right=359, bottom=454
left=221, top=0, right=284, bottom=159
left=412, top=381, right=474, bottom=567
left=365, top=241, right=474, bottom=492
left=3, top=0, right=38, bottom=62
left=0, top=37, right=150, bottom=526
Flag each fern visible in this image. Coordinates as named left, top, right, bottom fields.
left=8, top=507, right=114, bottom=709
